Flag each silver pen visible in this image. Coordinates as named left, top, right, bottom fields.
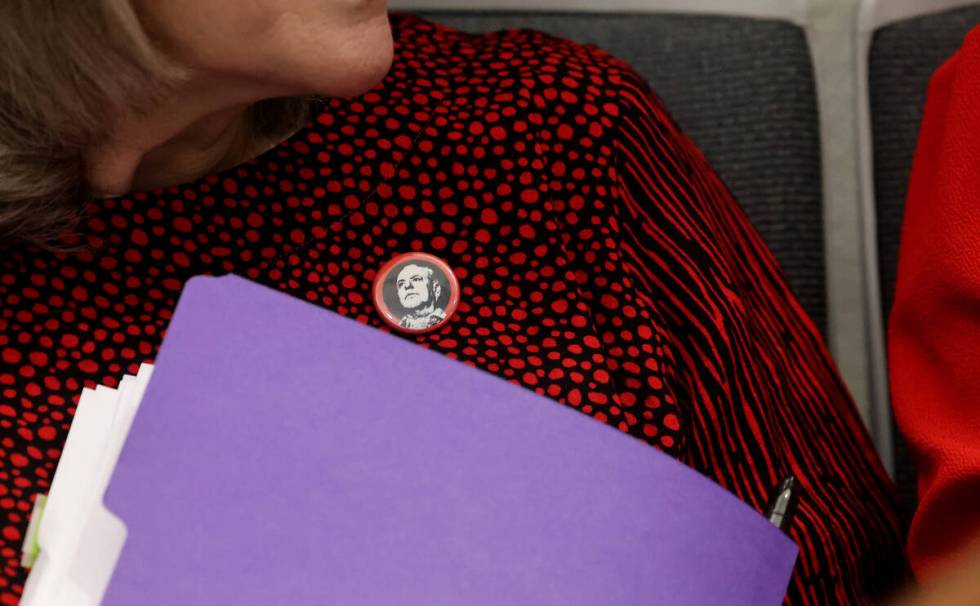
left=766, top=476, right=798, bottom=532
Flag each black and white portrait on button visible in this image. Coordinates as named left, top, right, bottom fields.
left=384, top=259, right=449, bottom=330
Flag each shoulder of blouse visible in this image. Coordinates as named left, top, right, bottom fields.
left=392, top=13, right=648, bottom=132
left=387, top=13, right=674, bottom=187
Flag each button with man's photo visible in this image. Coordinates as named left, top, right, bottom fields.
left=372, top=252, right=460, bottom=334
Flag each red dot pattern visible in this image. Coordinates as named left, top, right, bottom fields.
left=0, top=15, right=904, bottom=604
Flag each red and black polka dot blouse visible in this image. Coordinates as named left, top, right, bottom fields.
left=0, top=14, right=905, bottom=605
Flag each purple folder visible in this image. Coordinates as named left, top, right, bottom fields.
left=102, top=274, right=797, bottom=604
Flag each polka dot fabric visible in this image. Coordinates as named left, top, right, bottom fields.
left=0, top=15, right=905, bottom=605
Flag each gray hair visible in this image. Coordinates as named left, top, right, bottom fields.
left=0, top=0, right=315, bottom=247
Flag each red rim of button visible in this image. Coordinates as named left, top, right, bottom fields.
left=372, top=252, right=460, bottom=334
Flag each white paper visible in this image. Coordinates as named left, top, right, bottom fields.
left=20, top=364, right=154, bottom=606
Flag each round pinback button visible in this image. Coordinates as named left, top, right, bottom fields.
left=373, top=252, right=459, bottom=334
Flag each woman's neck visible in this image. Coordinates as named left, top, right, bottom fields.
left=85, top=105, right=268, bottom=197
left=129, top=107, right=254, bottom=193
left=83, top=72, right=295, bottom=198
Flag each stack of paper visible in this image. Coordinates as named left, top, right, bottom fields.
left=22, top=365, right=153, bottom=605
left=21, top=275, right=797, bottom=605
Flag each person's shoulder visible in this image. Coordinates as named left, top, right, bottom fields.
left=391, top=13, right=623, bottom=65
left=390, top=13, right=644, bottom=102
left=389, top=14, right=659, bottom=143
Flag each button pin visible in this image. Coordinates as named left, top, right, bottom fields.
left=373, top=252, right=459, bottom=334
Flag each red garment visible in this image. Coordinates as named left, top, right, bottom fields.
left=0, top=15, right=905, bottom=604
left=888, top=25, right=980, bottom=581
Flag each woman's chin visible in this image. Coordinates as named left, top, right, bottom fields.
left=336, top=40, right=394, bottom=97
left=308, top=17, right=394, bottom=98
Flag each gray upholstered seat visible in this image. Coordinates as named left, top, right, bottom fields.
left=868, top=3, right=980, bottom=521
left=415, top=11, right=827, bottom=335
